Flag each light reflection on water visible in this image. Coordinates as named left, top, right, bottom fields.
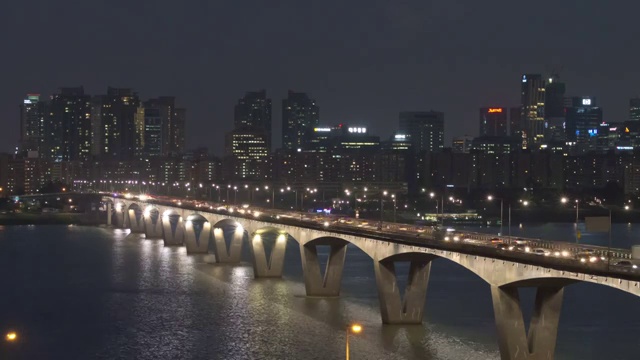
left=0, top=225, right=638, bottom=359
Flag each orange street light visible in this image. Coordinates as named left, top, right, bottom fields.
left=346, top=324, right=363, bottom=360
left=6, top=331, right=17, bottom=342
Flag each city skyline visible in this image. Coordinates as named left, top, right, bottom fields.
left=5, top=0, right=640, bottom=155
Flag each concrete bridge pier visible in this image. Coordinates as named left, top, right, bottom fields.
left=211, top=227, right=243, bottom=263
left=126, top=207, right=145, bottom=234
left=107, top=202, right=112, bottom=226
left=374, top=256, right=434, bottom=324
left=143, top=209, right=163, bottom=239
left=161, top=214, right=185, bottom=246
left=113, top=205, right=126, bottom=229
left=248, top=232, right=287, bottom=278
left=491, top=285, right=565, bottom=360
left=300, top=240, right=348, bottom=296
left=184, top=218, right=211, bottom=254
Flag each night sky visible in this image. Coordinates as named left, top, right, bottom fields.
left=3, top=0, right=640, bottom=155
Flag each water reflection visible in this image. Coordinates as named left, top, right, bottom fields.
left=1, top=225, right=639, bottom=359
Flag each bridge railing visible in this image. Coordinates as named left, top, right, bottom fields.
left=103, top=193, right=636, bottom=263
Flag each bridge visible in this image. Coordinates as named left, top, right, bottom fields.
left=101, top=193, right=639, bottom=360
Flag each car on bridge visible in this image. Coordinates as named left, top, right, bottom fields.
left=615, top=260, right=639, bottom=269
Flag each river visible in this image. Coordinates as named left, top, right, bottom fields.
left=0, top=224, right=638, bottom=359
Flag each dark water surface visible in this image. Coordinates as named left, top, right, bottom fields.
left=0, top=224, right=638, bottom=359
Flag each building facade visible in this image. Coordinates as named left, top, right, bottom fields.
left=398, top=111, right=444, bottom=153
left=282, top=91, right=319, bottom=151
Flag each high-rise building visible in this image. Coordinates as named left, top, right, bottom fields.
left=509, top=106, right=522, bottom=136
left=234, top=90, right=272, bottom=149
left=398, top=111, right=444, bottom=153
left=19, top=94, right=47, bottom=156
left=171, top=108, right=186, bottom=155
left=91, top=87, right=141, bottom=160
left=544, top=76, right=566, bottom=119
left=141, top=97, right=174, bottom=158
left=479, top=107, right=508, bottom=136
left=47, top=87, right=92, bottom=162
left=452, top=135, right=474, bottom=153
left=281, top=91, right=319, bottom=151
left=225, top=129, right=270, bottom=180
left=544, top=76, right=567, bottom=143
left=521, top=74, right=546, bottom=145
left=565, top=96, right=603, bottom=153
left=630, top=98, right=640, bottom=121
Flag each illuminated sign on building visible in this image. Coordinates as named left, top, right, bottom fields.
left=314, top=128, right=331, bottom=132
left=522, top=75, right=527, bottom=83
left=348, top=127, right=367, bottom=134
left=394, top=134, right=407, bottom=140
left=617, top=146, right=634, bottom=150
left=487, top=108, right=503, bottom=113
left=582, top=98, right=592, bottom=106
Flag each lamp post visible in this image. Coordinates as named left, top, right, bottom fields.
left=562, top=197, right=580, bottom=243
left=392, top=194, right=396, bottom=223
left=487, top=195, right=504, bottom=236
left=346, top=324, right=362, bottom=360
left=380, top=190, right=388, bottom=226
left=429, top=192, right=444, bottom=226
left=266, top=185, right=274, bottom=208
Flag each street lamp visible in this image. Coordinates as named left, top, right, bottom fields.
left=380, top=191, right=388, bottom=226
left=392, top=194, right=396, bottom=223
left=487, top=195, right=504, bottom=236
left=346, top=324, right=362, bottom=360
left=429, top=192, right=444, bottom=226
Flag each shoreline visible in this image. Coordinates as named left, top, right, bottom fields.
left=0, top=213, right=105, bottom=226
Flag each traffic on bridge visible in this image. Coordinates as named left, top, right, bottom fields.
left=109, top=191, right=640, bottom=281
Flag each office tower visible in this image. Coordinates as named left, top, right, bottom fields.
left=171, top=108, right=186, bottom=154
left=398, top=111, right=444, bottom=153
left=544, top=76, right=566, bottom=119
left=521, top=74, right=546, bottom=145
left=225, top=129, right=270, bottom=180
left=565, top=96, right=603, bottom=153
left=543, top=76, right=567, bottom=142
left=282, top=91, right=319, bottom=151
left=234, top=90, right=272, bottom=149
left=479, top=107, right=508, bottom=136
left=19, top=94, right=47, bottom=156
left=630, top=98, right=640, bottom=121
left=91, top=87, right=141, bottom=160
left=509, top=106, right=522, bottom=136
left=228, top=90, right=272, bottom=180
left=141, top=97, right=174, bottom=158
left=452, top=135, right=474, bottom=153
left=47, top=87, right=92, bottom=162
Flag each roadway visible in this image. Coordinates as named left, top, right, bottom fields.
left=111, top=192, right=640, bottom=281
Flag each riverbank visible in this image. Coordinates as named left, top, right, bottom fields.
left=0, top=212, right=104, bottom=226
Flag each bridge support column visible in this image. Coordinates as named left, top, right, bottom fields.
left=249, top=233, right=287, bottom=278
left=106, top=202, right=112, bottom=226
left=143, top=213, right=163, bottom=239
left=211, top=227, right=243, bottom=263
left=300, top=242, right=347, bottom=296
left=184, top=220, right=211, bottom=254
left=374, top=257, right=433, bottom=324
left=114, top=207, right=125, bottom=229
left=162, top=215, right=185, bottom=246
left=127, top=208, right=145, bottom=233
left=491, top=285, right=564, bottom=360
